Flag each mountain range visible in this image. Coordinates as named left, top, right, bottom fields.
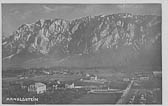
left=2, top=13, right=162, bottom=70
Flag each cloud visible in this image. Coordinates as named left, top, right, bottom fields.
left=42, top=5, right=73, bottom=13
left=43, top=5, right=56, bottom=12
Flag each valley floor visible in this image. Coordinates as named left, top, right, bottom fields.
left=2, top=68, right=162, bottom=104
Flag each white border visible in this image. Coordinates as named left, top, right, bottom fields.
left=0, top=0, right=164, bottom=3
left=0, top=0, right=168, bottom=106
left=161, top=1, right=168, bottom=106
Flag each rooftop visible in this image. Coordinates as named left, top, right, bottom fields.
left=35, top=82, right=46, bottom=87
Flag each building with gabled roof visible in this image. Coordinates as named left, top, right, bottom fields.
left=28, top=82, right=46, bottom=94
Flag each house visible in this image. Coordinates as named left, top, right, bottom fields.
left=46, top=80, right=66, bottom=90
left=153, top=71, right=162, bottom=78
left=28, top=82, right=46, bottom=94
left=123, top=78, right=130, bottom=82
left=85, top=73, right=90, bottom=77
left=140, top=76, right=149, bottom=80
left=42, top=70, right=50, bottom=75
left=47, top=80, right=61, bottom=90
left=90, top=75, right=98, bottom=80
left=81, top=74, right=106, bottom=84
left=47, top=82, right=57, bottom=90
left=65, top=82, right=75, bottom=89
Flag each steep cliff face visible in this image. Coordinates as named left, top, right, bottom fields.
left=2, top=13, right=161, bottom=69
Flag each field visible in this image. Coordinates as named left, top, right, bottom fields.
left=2, top=67, right=162, bottom=104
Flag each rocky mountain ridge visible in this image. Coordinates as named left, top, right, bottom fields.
left=2, top=13, right=161, bottom=69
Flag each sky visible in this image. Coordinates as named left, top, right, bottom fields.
left=2, top=4, right=161, bottom=36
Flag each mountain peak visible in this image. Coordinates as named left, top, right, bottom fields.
left=2, top=13, right=161, bottom=69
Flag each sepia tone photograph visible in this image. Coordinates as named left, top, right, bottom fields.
left=2, top=2, right=162, bottom=104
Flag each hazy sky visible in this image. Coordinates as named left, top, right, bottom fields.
left=2, top=4, right=161, bottom=36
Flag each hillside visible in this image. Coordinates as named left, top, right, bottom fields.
left=2, top=13, right=161, bottom=70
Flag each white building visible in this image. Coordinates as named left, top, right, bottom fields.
left=65, top=83, right=75, bottom=89
left=123, top=78, right=130, bottom=82
left=140, top=76, right=149, bottom=80
left=43, top=70, right=50, bottom=75
left=28, top=82, right=46, bottom=94
left=86, top=73, right=90, bottom=77
left=90, top=75, right=98, bottom=80
left=153, top=71, right=162, bottom=77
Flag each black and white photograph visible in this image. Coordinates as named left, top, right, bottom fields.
left=1, top=1, right=164, bottom=105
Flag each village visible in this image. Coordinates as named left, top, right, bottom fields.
left=2, top=67, right=162, bottom=104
